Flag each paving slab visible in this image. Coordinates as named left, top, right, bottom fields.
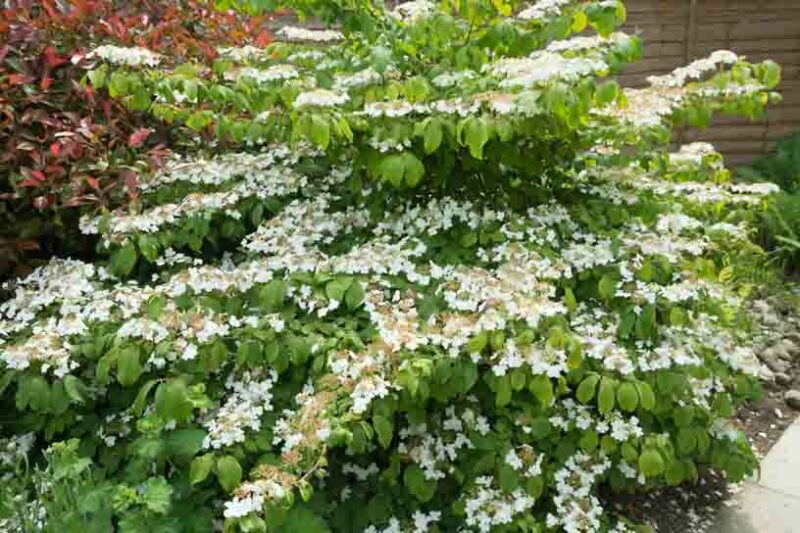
left=756, top=419, right=800, bottom=497
left=712, top=415, right=800, bottom=533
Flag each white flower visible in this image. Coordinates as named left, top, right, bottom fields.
left=86, top=45, right=161, bottom=67
left=293, top=89, right=350, bottom=109
left=203, top=371, right=277, bottom=449
left=276, top=26, right=343, bottom=43
left=389, top=1, right=437, bottom=22
left=217, top=45, right=265, bottom=61
left=517, top=0, right=571, bottom=21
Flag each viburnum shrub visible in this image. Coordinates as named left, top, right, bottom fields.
left=0, top=0, right=787, bottom=531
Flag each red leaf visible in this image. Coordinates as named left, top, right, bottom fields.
left=17, top=178, right=41, bottom=188
left=44, top=47, right=67, bottom=68
left=86, top=176, right=100, bottom=190
left=31, top=170, right=47, bottom=182
left=255, top=30, right=272, bottom=47
left=40, top=76, right=53, bottom=90
left=9, top=74, right=34, bottom=85
left=127, top=128, right=152, bottom=148
left=50, top=142, right=61, bottom=157
left=123, top=170, right=139, bottom=200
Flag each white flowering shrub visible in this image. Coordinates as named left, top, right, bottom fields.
left=0, top=1, right=786, bottom=531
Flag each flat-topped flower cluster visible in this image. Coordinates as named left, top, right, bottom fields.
left=0, top=1, right=784, bottom=532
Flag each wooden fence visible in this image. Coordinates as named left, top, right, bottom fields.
left=620, top=0, right=800, bottom=165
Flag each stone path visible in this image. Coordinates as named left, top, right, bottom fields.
left=712, top=415, right=800, bottom=532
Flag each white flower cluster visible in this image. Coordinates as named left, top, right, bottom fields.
left=276, top=26, right=344, bottom=43
left=431, top=70, right=476, bottom=89
left=329, top=347, right=392, bottom=414
left=203, top=371, right=277, bottom=449
left=462, top=476, right=536, bottom=532
left=546, top=32, right=631, bottom=54
left=293, top=89, right=350, bottom=108
left=546, top=453, right=611, bottom=533
left=86, top=45, right=161, bottom=66
left=232, top=65, right=300, bottom=84
left=492, top=338, right=568, bottom=378
left=517, top=0, right=572, bottom=21
left=488, top=51, right=607, bottom=88
left=82, top=160, right=309, bottom=241
left=389, top=1, right=437, bottom=22
left=397, top=406, right=488, bottom=480
left=364, top=511, right=442, bottom=533
left=668, top=141, right=720, bottom=167
left=648, top=50, right=739, bottom=87
left=224, top=476, right=290, bottom=518
left=334, top=67, right=383, bottom=90
left=216, top=45, right=265, bottom=62
left=138, top=145, right=303, bottom=191
left=363, top=100, right=429, bottom=118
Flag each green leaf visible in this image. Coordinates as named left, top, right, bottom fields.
left=596, top=80, right=619, bottom=105
left=403, top=152, right=425, bottom=187
left=466, top=331, right=488, bottom=353
left=616, top=382, right=639, bottom=413
left=423, top=119, right=443, bottom=154
left=110, top=243, right=138, bottom=277
left=498, top=463, right=519, bottom=492
left=140, top=477, right=173, bottom=515
left=325, top=277, right=352, bottom=302
left=63, top=375, right=87, bottom=404
left=132, top=379, right=159, bottom=415
left=309, top=114, right=331, bottom=149
left=87, top=66, right=108, bottom=88
left=761, top=60, right=781, bottom=88
left=155, top=379, right=194, bottom=421
left=495, top=375, right=512, bottom=407
left=287, top=335, right=311, bottom=365
left=373, top=415, right=393, bottom=449
left=576, top=375, right=599, bottom=404
left=403, top=464, right=436, bottom=502
left=676, top=428, right=697, bottom=455
left=529, top=416, right=551, bottom=439
left=463, top=117, right=490, bottom=159
left=216, top=455, right=243, bottom=492
left=668, top=307, right=686, bottom=327
left=165, top=429, right=206, bottom=457
left=597, top=378, right=615, bottom=414
left=637, top=382, right=656, bottom=411
left=638, top=449, right=665, bottom=477
left=370, top=45, right=392, bottom=74
left=186, top=110, right=213, bottom=131
left=258, top=280, right=286, bottom=312
left=108, top=71, right=129, bottom=97
left=278, top=507, right=330, bottom=533
left=146, top=295, right=167, bottom=319
left=117, top=347, right=142, bottom=387
left=379, top=154, right=405, bottom=187
left=528, top=375, right=553, bottom=406
left=598, top=273, right=618, bottom=300
left=345, top=281, right=365, bottom=309
left=190, top=453, right=215, bottom=485
left=579, top=430, right=599, bottom=452
left=138, top=234, right=159, bottom=262
left=564, top=287, right=577, bottom=314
